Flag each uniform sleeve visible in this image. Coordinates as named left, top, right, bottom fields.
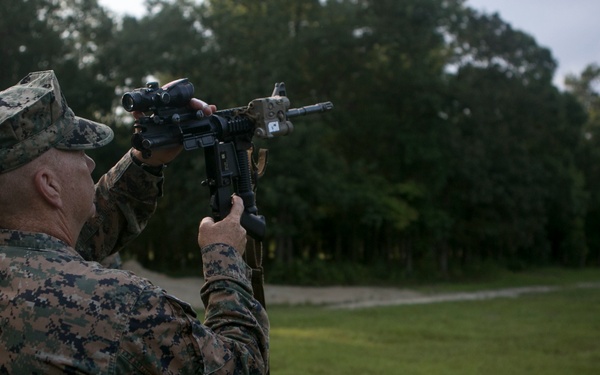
left=76, top=150, right=164, bottom=262
left=116, top=244, right=269, bottom=374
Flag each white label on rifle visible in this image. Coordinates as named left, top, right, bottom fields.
left=268, top=121, right=280, bottom=133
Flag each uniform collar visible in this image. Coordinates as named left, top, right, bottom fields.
left=0, top=228, right=79, bottom=257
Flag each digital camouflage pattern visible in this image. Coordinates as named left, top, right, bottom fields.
left=0, top=70, right=269, bottom=373
left=0, top=140, right=269, bottom=374
left=0, top=70, right=113, bottom=174
left=77, top=151, right=165, bottom=263
left=0, top=232, right=269, bottom=374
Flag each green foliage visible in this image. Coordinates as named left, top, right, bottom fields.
left=7, top=0, right=600, bottom=280
left=566, top=64, right=600, bottom=266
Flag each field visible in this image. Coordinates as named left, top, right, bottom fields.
left=267, top=270, right=600, bottom=375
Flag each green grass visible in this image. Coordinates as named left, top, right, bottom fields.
left=412, top=266, right=600, bottom=293
left=267, top=275, right=600, bottom=374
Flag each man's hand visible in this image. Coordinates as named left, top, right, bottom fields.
left=198, top=195, right=247, bottom=254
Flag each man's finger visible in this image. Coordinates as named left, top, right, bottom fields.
left=227, top=195, right=245, bottom=222
left=200, top=216, right=215, bottom=228
left=190, top=98, right=217, bottom=116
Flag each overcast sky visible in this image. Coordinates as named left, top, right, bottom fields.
left=98, top=0, right=599, bottom=89
left=468, top=0, right=600, bottom=88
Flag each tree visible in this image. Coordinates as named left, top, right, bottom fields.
left=443, top=8, right=588, bottom=269
left=566, top=64, right=600, bottom=266
left=9, top=0, right=594, bottom=279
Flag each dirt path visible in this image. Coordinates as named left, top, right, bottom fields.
left=122, top=260, right=600, bottom=310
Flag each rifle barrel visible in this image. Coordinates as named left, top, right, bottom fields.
left=286, top=102, right=334, bottom=118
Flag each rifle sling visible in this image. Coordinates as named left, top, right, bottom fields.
left=244, top=238, right=267, bottom=309
left=245, top=147, right=268, bottom=310
left=248, top=146, right=270, bottom=373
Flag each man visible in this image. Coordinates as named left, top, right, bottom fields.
left=0, top=71, right=269, bottom=374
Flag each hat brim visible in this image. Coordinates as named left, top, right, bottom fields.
left=54, top=117, right=114, bottom=151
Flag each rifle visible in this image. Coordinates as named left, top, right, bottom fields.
left=121, top=78, right=333, bottom=240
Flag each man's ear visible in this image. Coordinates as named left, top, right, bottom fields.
left=33, top=168, right=63, bottom=209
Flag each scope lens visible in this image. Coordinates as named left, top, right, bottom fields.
left=122, top=94, right=135, bottom=112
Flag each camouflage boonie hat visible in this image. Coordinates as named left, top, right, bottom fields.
left=0, top=70, right=114, bottom=173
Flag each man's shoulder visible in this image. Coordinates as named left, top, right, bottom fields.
left=1, top=244, right=158, bottom=305
left=0, top=243, right=174, bottom=372
left=0, top=234, right=196, bottom=320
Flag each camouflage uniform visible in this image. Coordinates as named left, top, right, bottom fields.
left=77, top=150, right=165, bottom=263
left=0, top=71, right=269, bottom=374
